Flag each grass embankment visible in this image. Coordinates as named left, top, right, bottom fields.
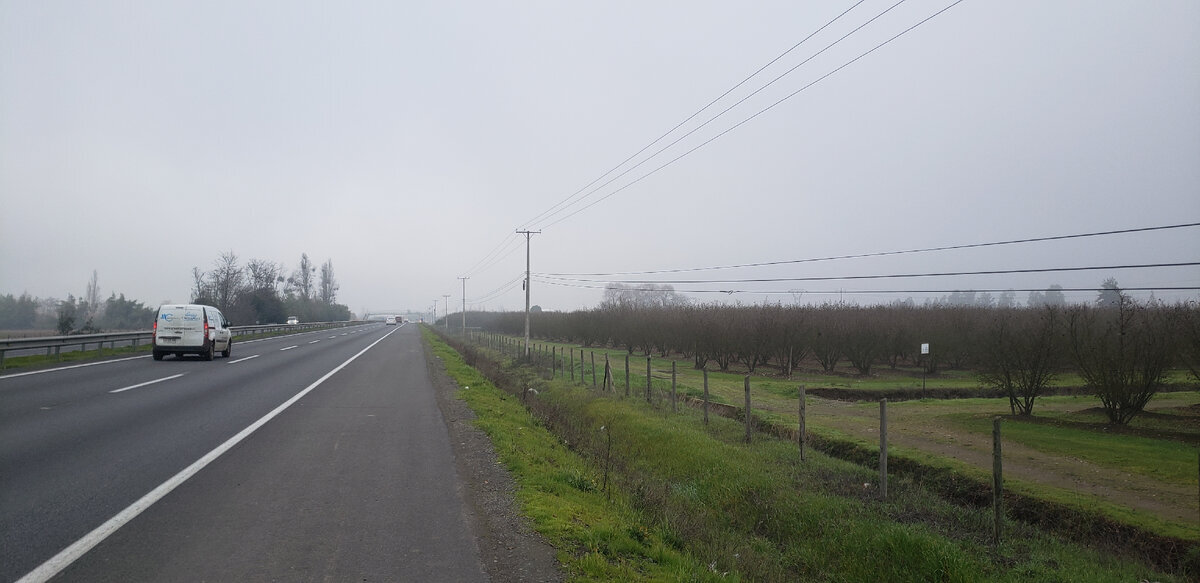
left=428, top=328, right=1193, bottom=582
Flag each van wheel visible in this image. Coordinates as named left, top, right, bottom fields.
left=153, top=350, right=164, bottom=361
left=221, top=341, right=231, bottom=358
left=203, top=343, right=214, bottom=361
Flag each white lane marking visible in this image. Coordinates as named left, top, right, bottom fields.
left=227, top=355, right=261, bottom=365
left=16, top=326, right=402, bottom=583
left=109, top=374, right=185, bottom=394
left=340, top=333, right=348, bottom=336
left=309, top=340, right=320, bottom=344
left=0, top=356, right=150, bottom=380
left=279, top=346, right=298, bottom=351
left=328, top=336, right=337, bottom=339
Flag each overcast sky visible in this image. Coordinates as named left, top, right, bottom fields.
left=2, top=0, right=1198, bottom=319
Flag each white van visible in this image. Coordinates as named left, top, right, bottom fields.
left=152, top=304, right=233, bottom=361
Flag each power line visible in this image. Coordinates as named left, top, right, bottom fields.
left=528, top=0, right=912, bottom=231
left=516, top=0, right=872, bottom=232
left=461, top=233, right=523, bottom=278
left=538, top=0, right=969, bottom=231
left=538, top=261, right=1200, bottom=286
left=469, top=273, right=526, bottom=305
left=543, top=222, right=1200, bottom=277
left=534, top=278, right=1200, bottom=296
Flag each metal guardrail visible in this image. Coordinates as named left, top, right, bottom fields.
left=0, top=321, right=367, bottom=369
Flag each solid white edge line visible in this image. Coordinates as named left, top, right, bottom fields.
left=0, top=356, right=149, bottom=380
left=16, top=326, right=401, bottom=583
left=226, top=355, right=261, bottom=365
left=109, top=374, right=185, bottom=394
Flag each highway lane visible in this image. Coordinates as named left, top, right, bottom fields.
left=0, top=323, right=486, bottom=582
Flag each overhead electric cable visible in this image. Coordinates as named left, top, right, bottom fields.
left=543, top=222, right=1200, bottom=277
left=469, top=273, right=526, bottom=305
left=539, top=0, right=968, bottom=230
left=534, top=278, right=1200, bottom=296
left=516, top=0, right=870, bottom=231
left=529, top=0, right=912, bottom=231
left=538, top=261, right=1200, bottom=285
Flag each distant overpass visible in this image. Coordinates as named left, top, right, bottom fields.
left=362, top=310, right=430, bottom=323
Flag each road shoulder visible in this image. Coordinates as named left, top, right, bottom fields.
left=423, top=335, right=564, bottom=583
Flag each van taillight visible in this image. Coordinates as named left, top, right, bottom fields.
left=152, top=320, right=157, bottom=341
left=204, top=320, right=210, bottom=340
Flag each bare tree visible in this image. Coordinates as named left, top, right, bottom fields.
left=246, top=259, right=282, bottom=292
left=83, top=270, right=101, bottom=322
left=319, top=259, right=338, bottom=305
left=1068, top=296, right=1171, bottom=425
left=977, top=307, right=1063, bottom=415
left=293, top=253, right=315, bottom=301
left=210, top=251, right=245, bottom=312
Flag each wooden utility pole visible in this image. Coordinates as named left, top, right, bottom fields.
left=516, top=230, right=540, bottom=358
left=457, top=276, right=468, bottom=335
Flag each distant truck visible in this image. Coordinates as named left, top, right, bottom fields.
left=152, top=304, right=232, bottom=361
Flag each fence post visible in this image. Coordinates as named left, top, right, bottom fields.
left=993, top=417, right=1003, bottom=548
left=671, top=361, right=677, bottom=412
left=552, top=346, right=556, bottom=377
left=645, top=356, right=652, bottom=403
left=591, top=352, right=597, bottom=388
left=570, top=349, right=576, bottom=382
left=744, top=376, right=752, bottom=443
left=880, top=399, right=888, bottom=499
left=799, top=385, right=807, bottom=462
left=703, top=369, right=710, bottom=425
left=603, top=355, right=611, bottom=391
left=625, top=354, right=630, bottom=397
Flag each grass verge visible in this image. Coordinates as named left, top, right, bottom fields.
left=428, top=328, right=1196, bottom=582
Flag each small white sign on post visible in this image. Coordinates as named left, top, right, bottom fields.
left=921, top=343, right=930, bottom=355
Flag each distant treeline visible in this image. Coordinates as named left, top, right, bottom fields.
left=189, top=251, right=351, bottom=326
left=0, top=291, right=154, bottom=333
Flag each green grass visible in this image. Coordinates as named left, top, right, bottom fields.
left=952, top=414, right=1197, bottom=486
left=431, top=329, right=1193, bottom=582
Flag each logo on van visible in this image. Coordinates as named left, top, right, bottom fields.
left=183, top=313, right=199, bottom=321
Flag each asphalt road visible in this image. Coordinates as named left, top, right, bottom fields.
left=0, top=323, right=493, bottom=582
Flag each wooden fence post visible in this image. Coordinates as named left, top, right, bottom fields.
left=993, top=417, right=1003, bottom=548
left=744, top=376, right=752, bottom=443
left=799, top=385, right=807, bottom=462
left=671, top=361, right=677, bottom=412
left=880, top=399, right=888, bottom=499
left=603, top=355, right=611, bottom=391
left=591, top=352, right=597, bottom=388
left=645, top=356, right=652, bottom=403
left=703, top=370, right=710, bottom=425
left=625, top=354, right=630, bottom=397
left=570, top=349, right=576, bottom=382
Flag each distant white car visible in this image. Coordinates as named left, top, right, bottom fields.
left=286, top=316, right=299, bottom=325
left=385, top=316, right=397, bottom=325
